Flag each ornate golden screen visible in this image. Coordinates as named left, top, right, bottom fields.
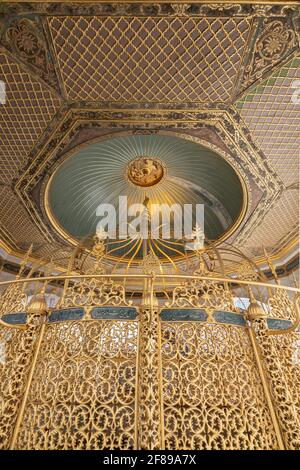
left=0, top=270, right=299, bottom=450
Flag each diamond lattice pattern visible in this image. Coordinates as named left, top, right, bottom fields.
left=244, top=191, right=299, bottom=253
left=237, top=56, right=300, bottom=187
left=49, top=16, right=251, bottom=102
left=0, top=187, right=46, bottom=246
left=0, top=53, right=61, bottom=184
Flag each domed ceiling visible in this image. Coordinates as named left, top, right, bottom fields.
left=45, top=134, right=245, bottom=260
left=0, top=2, right=298, bottom=271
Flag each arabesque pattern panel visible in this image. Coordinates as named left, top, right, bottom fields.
left=0, top=324, right=38, bottom=449
left=161, top=322, right=279, bottom=449
left=270, top=331, right=300, bottom=423
left=15, top=320, right=138, bottom=450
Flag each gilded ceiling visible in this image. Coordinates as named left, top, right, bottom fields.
left=0, top=1, right=299, bottom=267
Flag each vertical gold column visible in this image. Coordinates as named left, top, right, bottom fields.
left=248, top=302, right=300, bottom=450
left=10, top=294, right=47, bottom=449
left=247, top=324, right=285, bottom=449
left=136, top=276, right=164, bottom=450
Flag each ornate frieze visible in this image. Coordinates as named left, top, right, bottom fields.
left=0, top=3, right=299, bottom=18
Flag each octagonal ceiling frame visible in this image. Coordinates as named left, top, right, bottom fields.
left=11, top=106, right=283, bottom=254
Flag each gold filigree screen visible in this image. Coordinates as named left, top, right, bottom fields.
left=0, top=273, right=299, bottom=450
left=269, top=332, right=300, bottom=425
left=15, top=320, right=138, bottom=450
left=161, top=322, right=278, bottom=450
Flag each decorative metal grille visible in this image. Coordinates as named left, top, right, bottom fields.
left=270, top=332, right=300, bottom=423
left=161, top=322, right=279, bottom=450
left=0, top=237, right=299, bottom=450
left=0, top=324, right=39, bottom=449
left=15, top=320, right=138, bottom=450
left=1, top=275, right=299, bottom=449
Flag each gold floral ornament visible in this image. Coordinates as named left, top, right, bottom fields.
left=259, top=25, right=294, bottom=60
left=5, top=18, right=57, bottom=88
left=127, top=157, right=165, bottom=188
left=6, top=19, right=42, bottom=58
left=242, top=20, right=296, bottom=90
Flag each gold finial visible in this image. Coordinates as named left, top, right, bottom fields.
left=142, top=251, right=161, bottom=275
left=26, top=293, right=47, bottom=315
left=92, top=235, right=106, bottom=259
left=190, top=224, right=205, bottom=253
left=246, top=288, right=266, bottom=321
left=194, top=252, right=208, bottom=276
left=90, top=235, right=106, bottom=274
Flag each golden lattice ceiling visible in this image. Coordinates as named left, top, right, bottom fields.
left=0, top=1, right=299, bottom=267
left=48, top=15, right=251, bottom=102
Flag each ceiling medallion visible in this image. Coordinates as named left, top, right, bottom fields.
left=127, top=157, right=166, bottom=188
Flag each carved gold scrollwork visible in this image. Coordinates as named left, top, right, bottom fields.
left=252, top=317, right=300, bottom=450
left=137, top=306, right=164, bottom=450
left=0, top=321, right=40, bottom=449
left=161, top=322, right=279, bottom=449
left=268, top=288, right=296, bottom=321
left=14, top=320, right=138, bottom=450
left=5, top=18, right=57, bottom=89
left=0, top=285, right=27, bottom=317
left=60, top=278, right=132, bottom=309
left=166, top=279, right=234, bottom=311
left=242, top=20, right=297, bottom=91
